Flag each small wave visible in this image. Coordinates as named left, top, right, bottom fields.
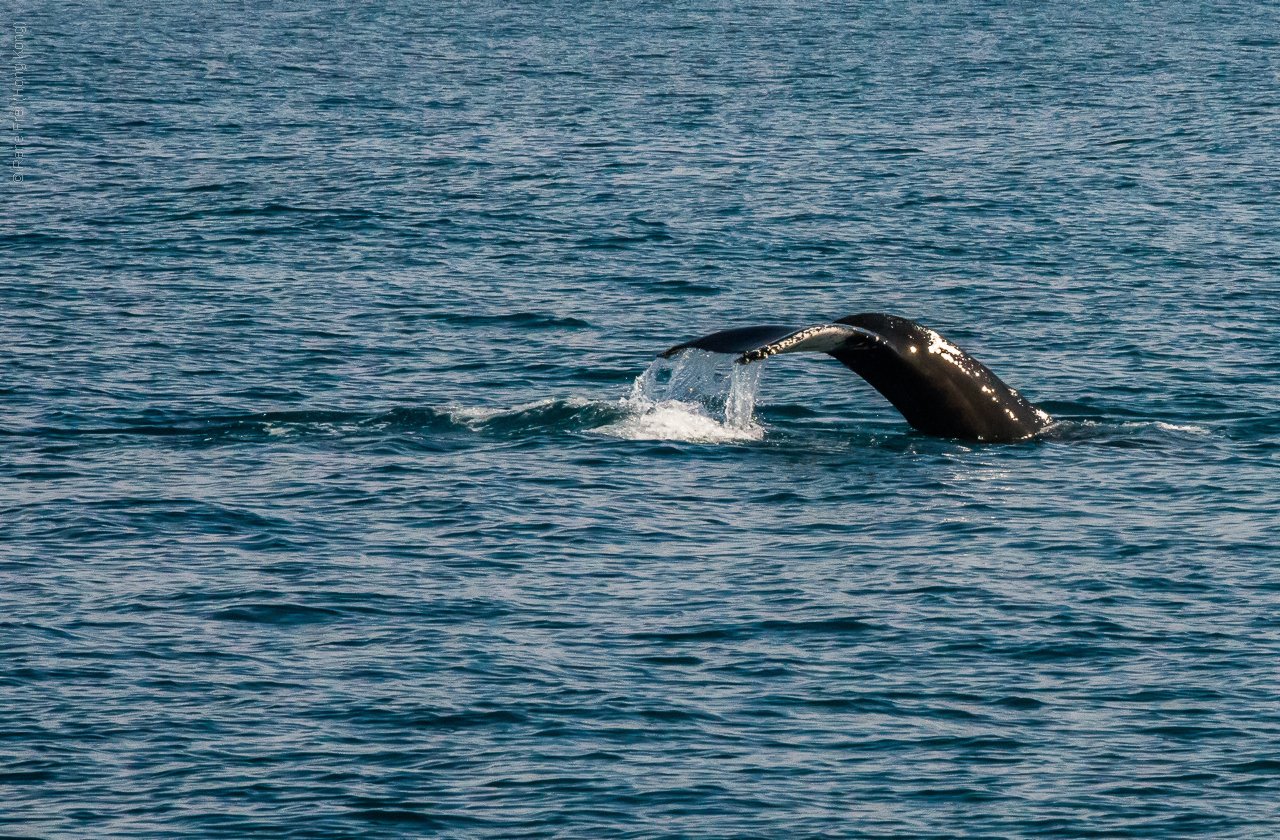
left=209, top=603, right=343, bottom=625
left=443, top=398, right=625, bottom=435
left=426, top=311, right=592, bottom=329
left=1044, top=417, right=1215, bottom=445
left=1152, top=421, right=1211, bottom=435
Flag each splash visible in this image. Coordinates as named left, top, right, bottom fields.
left=596, top=351, right=767, bottom=442
left=725, top=362, right=763, bottom=429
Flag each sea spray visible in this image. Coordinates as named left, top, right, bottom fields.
left=663, top=350, right=724, bottom=406
left=627, top=358, right=660, bottom=403
left=603, top=351, right=767, bottom=442
left=725, top=362, right=762, bottom=429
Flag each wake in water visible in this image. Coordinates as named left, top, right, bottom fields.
left=316, top=351, right=768, bottom=444
left=3, top=361, right=1219, bottom=448
left=0, top=354, right=769, bottom=446
left=595, top=351, right=766, bottom=443
left=374, top=351, right=766, bottom=443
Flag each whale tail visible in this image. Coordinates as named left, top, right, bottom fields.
left=658, top=325, right=803, bottom=359
left=658, top=314, right=1050, bottom=442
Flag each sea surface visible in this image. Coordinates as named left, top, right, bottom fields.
left=5, top=2, right=1280, bottom=837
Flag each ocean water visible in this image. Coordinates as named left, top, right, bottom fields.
left=5, top=1, right=1280, bottom=837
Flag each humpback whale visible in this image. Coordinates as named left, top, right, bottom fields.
left=659, top=313, right=1050, bottom=442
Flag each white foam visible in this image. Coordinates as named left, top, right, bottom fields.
left=1153, top=421, right=1211, bottom=435
left=1094, top=420, right=1211, bottom=436
left=595, top=352, right=767, bottom=443
left=596, top=399, right=765, bottom=442
left=427, top=352, right=768, bottom=443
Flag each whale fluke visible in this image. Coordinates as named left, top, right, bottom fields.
left=659, top=313, right=1050, bottom=442
left=658, top=325, right=801, bottom=359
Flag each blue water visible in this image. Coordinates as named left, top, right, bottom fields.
left=5, top=2, right=1280, bottom=837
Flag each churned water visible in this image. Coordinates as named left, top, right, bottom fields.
left=5, top=1, right=1280, bottom=837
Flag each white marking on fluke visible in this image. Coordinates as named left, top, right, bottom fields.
left=738, top=324, right=878, bottom=364
left=926, top=330, right=963, bottom=364
left=925, top=329, right=984, bottom=377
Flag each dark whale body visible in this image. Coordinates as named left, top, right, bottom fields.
left=659, top=313, right=1050, bottom=442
